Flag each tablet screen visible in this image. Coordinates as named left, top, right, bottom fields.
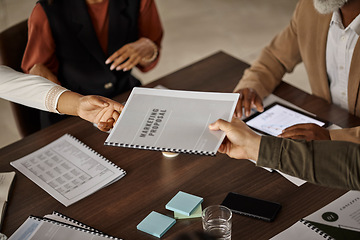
left=244, top=103, right=329, bottom=136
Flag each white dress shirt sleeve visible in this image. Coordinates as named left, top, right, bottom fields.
left=0, top=65, right=68, bottom=112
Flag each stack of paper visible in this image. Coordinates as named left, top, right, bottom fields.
left=9, top=212, right=121, bottom=240
left=0, top=172, right=15, bottom=230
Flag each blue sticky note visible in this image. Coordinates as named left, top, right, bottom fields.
left=137, top=211, right=176, bottom=238
left=165, top=191, right=203, bottom=216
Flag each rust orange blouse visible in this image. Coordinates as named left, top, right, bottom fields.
left=21, top=0, right=163, bottom=74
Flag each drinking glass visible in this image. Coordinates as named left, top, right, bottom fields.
left=202, top=205, right=232, bottom=240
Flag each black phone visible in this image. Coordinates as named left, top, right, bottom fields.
left=221, top=192, right=281, bottom=222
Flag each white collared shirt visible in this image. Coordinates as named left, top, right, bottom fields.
left=326, top=10, right=360, bottom=110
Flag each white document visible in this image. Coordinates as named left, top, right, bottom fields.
left=277, top=172, right=306, bottom=187
left=11, top=134, right=126, bottom=207
left=9, top=215, right=122, bottom=240
left=8, top=216, right=42, bottom=240
left=105, top=87, right=239, bottom=156
left=304, top=191, right=360, bottom=232
left=270, top=219, right=334, bottom=240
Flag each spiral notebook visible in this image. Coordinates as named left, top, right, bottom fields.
left=303, top=191, right=360, bottom=239
left=270, top=219, right=334, bottom=240
left=105, top=87, right=239, bottom=156
left=9, top=213, right=122, bottom=240
left=43, top=211, right=103, bottom=234
left=10, top=134, right=126, bottom=206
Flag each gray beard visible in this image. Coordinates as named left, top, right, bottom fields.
left=313, top=0, right=348, bottom=14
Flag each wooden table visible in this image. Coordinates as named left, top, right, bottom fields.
left=1, top=51, right=359, bottom=239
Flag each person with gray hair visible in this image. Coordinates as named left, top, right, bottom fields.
left=233, top=0, right=360, bottom=143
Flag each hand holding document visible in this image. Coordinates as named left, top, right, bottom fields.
left=105, top=87, right=239, bottom=156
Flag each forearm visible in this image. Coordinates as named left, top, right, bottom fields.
left=233, top=49, right=287, bottom=99
left=234, top=2, right=302, bottom=98
left=56, top=91, right=82, bottom=116
left=0, top=66, right=65, bottom=112
left=330, top=127, right=360, bottom=144
left=257, top=136, right=360, bottom=190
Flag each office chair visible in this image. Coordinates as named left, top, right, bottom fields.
left=0, top=20, right=41, bottom=137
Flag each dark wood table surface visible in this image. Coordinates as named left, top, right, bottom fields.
left=1, top=51, right=359, bottom=239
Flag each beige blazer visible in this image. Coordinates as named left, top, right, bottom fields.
left=234, top=0, right=360, bottom=143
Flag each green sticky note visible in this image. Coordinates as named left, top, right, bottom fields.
left=174, top=204, right=202, bottom=219
left=137, top=211, right=176, bottom=238
left=166, top=191, right=203, bottom=216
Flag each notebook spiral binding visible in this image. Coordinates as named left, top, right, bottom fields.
left=300, top=219, right=334, bottom=240
left=29, top=216, right=123, bottom=240
left=67, top=134, right=126, bottom=175
left=104, top=141, right=216, bottom=156
left=51, top=211, right=103, bottom=233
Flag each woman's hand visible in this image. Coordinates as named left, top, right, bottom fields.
left=57, top=91, right=123, bottom=132
left=105, top=38, right=157, bottom=72
left=76, top=95, right=123, bottom=132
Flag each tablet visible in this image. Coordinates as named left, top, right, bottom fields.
left=243, top=102, right=330, bottom=136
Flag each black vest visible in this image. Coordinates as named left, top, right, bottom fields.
left=39, top=0, right=141, bottom=97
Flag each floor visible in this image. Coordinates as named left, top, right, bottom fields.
left=0, top=0, right=309, bottom=148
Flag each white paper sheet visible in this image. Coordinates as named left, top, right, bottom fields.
left=11, top=134, right=125, bottom=206
left=305, top=191, right=360, bottom=232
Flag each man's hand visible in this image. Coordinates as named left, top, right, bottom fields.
left=234, top=88, right=264, bottom=118
left=29, top=63, right=61, bottom=85
left=278, top=123, right=330, bottom=141
left=105, top=38, right=156, bottom=72
left=209, top=118, right=261, bottom=160
left=77, top=96, right=123, bottom=132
